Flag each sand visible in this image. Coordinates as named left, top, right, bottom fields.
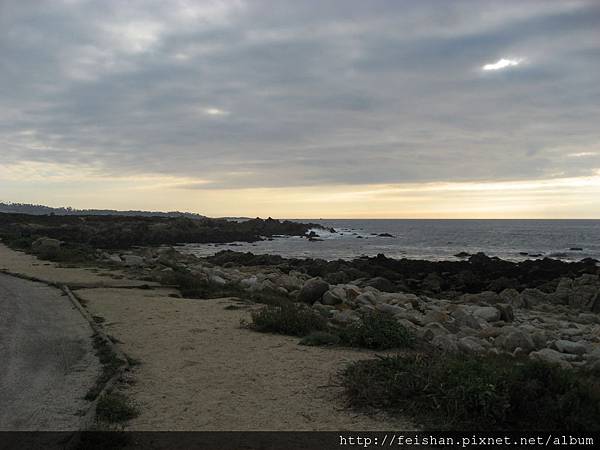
left=1, top=243, right=413, bottom=431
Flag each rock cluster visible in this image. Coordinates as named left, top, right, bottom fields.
left=108, top=246, right=600, bottom=372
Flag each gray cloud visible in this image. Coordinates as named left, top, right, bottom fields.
left=2, top=0, right=600, bottom=188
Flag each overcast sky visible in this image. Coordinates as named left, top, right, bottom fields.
left=2, top=0, right=600, bottom=217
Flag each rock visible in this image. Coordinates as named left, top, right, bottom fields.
left=462, top=291, right=501, bottom=305
left=106, top=254, right=122, bottom=263
left=375, top=303, right=405, bottom=315
left=587, top=359, right=600, bottom=374
left=499, top=288, right=525, bottom=308
left=454, top=251, right=471, bottom=258
left=554, top=339, right=587, bottom=355
left=521, top=288, right=550, bottom=308
left=422, top=310, right=450, bottom=325
left=322, top=287, right=346, bottom=305
left=122, top=254, right=145, bottom=266
left=431, top=335, right=459, bottom=353
left=298, top=278, right=329, bottom=304
left=458, top=336, right=487, bottom=354
left=422, top=322, right=449, bottom=341
left=32, top=237, right=62, bottom=251
left=378, top=233, right=395, bottom=238
left=473, top=306, right=501, bottom=322
left=495, top=303, right=514, bottom=322
left=273, top=274, right=303, bottom=291
left=422, top=273, right=442, bottom=292
left=576, top=313, right=599, bottom=325
left=331, top=309, right=360, bottom=325
left=529, top=348, right=572, bottom=369
left=240, top=276, right=258, bottom=289
left=355, top=291, right=378, bottom=306
left=451, top=307, right=481, bottom=329
left=363, top=277, right=396, bottom=292
left=495, top=329, right=535, bottom=353
left=209, top=274, right=227, bottom=285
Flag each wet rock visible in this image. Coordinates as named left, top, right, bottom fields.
left=298, top=278, right=329, bottom=304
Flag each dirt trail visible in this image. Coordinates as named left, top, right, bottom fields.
left=78, top=287, right=414, bottom=430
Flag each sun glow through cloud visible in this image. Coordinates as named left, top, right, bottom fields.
left=482, top=58, right=524, bottom=71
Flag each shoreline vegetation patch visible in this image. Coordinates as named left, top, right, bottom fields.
left=340, top=353, right=600, bottom=431
left=248, top=305, right=414, bottom=350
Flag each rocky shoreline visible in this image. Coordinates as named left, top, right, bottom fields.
left=89, top=245, right=600, bottom=373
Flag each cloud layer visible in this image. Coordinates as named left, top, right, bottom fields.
left=1, top=0, right=600, bottom=215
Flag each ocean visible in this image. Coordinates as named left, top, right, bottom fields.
left=181, top=219, right=600, bottom=262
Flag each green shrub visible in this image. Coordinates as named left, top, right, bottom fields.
left=249, top=303, right=327, bottom=337
left=341, top=353, right=600, bottom=431
left=338, top=311, right=413, bottom=350
left=299, top=331, right=341, bottom=346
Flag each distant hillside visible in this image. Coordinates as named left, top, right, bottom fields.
left=0, top=202, right=206, bottom=219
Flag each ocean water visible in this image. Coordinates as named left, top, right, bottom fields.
left=182, top=219, right=600, bottom=262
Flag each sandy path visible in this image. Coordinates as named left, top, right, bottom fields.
left=0, top=273, right=100, bottom=430
left=0, top=243, right=156, bottom=288
left=78, top=287, right=414, bottom=431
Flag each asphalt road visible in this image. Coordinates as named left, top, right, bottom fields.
left=0, top=273, right=100, bottom=430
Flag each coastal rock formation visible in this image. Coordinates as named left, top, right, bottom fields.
left=99, top=246, right=600, bottom=370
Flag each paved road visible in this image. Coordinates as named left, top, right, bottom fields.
left=0, top=273, right=100, bottom=430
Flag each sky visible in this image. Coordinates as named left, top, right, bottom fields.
left=1, top=0, right=600, bottom=218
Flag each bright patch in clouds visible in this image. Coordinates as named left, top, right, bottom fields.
left=203, top=107, right=229, bottom=116
left=482, top=58, right=523, bottom=71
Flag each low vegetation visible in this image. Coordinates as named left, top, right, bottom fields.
left=337, top=311, right=414, bottom=349
left=86, top=334, right=125, bottom=401
left=341, top=352, right=600, bottom=431
left=248, top=305, right=413, bottom=350
left=96, top=391, right=139, bottom=424
left=249, top=302, right=328, bottom=337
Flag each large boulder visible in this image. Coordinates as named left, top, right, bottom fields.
left=431, top=334, right=459, bottom=353
left=298, top=278, right=329, bottom=304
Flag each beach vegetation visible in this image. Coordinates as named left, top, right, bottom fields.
left=341, top=352, right=600, bottom=431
